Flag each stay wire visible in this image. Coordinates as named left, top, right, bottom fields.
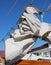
left=0, top=0, right=18, bottom=26
left=0, top=18, right=20, bottom=42
left=40, top=0, right=48, bottom=22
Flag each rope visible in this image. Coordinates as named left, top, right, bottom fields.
left=47, top=3, right=51, bottom=11
left=40, top=1, right=51, bottom=22
left=0, top=0, right=17, bottom=26
left=0, top=18, right=20, bottom=42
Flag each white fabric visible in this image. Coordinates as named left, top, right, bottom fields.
left=39, top=22, right=49, bottom=36
left=5, top=5, right=51, bottom=61
left=5, top=29, right=34, bottom=60
left=23, top=12, right=41, bottom=26
left=26, top=6, right=39, bottom=14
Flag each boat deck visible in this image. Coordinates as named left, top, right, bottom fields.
left=17, top=60, right=51, bottom=65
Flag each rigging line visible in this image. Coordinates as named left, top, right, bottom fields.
left=0, top=0, right=18, bottom=26
left=41, top=3, right=51, bottom=22
left=0, top=0, right=25, bottom=42
left=0, top=1, right=30, bottom=42
left=0, top=31, right=12, bottom=42
left=0, top=28, right=14, bottom=42
left=48, top=3, right=51, bottom=8
left=47, top=3, right=51, bottom=11
left=43, top=1, right=51, bottom=12
left=40, top=0, right=48, bottom=22
left=0, top=18, right=19, bottom=42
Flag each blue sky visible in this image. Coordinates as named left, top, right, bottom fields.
left=0, top=0, right=51, bottom=50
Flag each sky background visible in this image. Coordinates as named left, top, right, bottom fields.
left=0, top=0, right=51, bottom=50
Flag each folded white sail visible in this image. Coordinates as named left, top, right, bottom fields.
left=5, top=5, right=51, bottom=63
